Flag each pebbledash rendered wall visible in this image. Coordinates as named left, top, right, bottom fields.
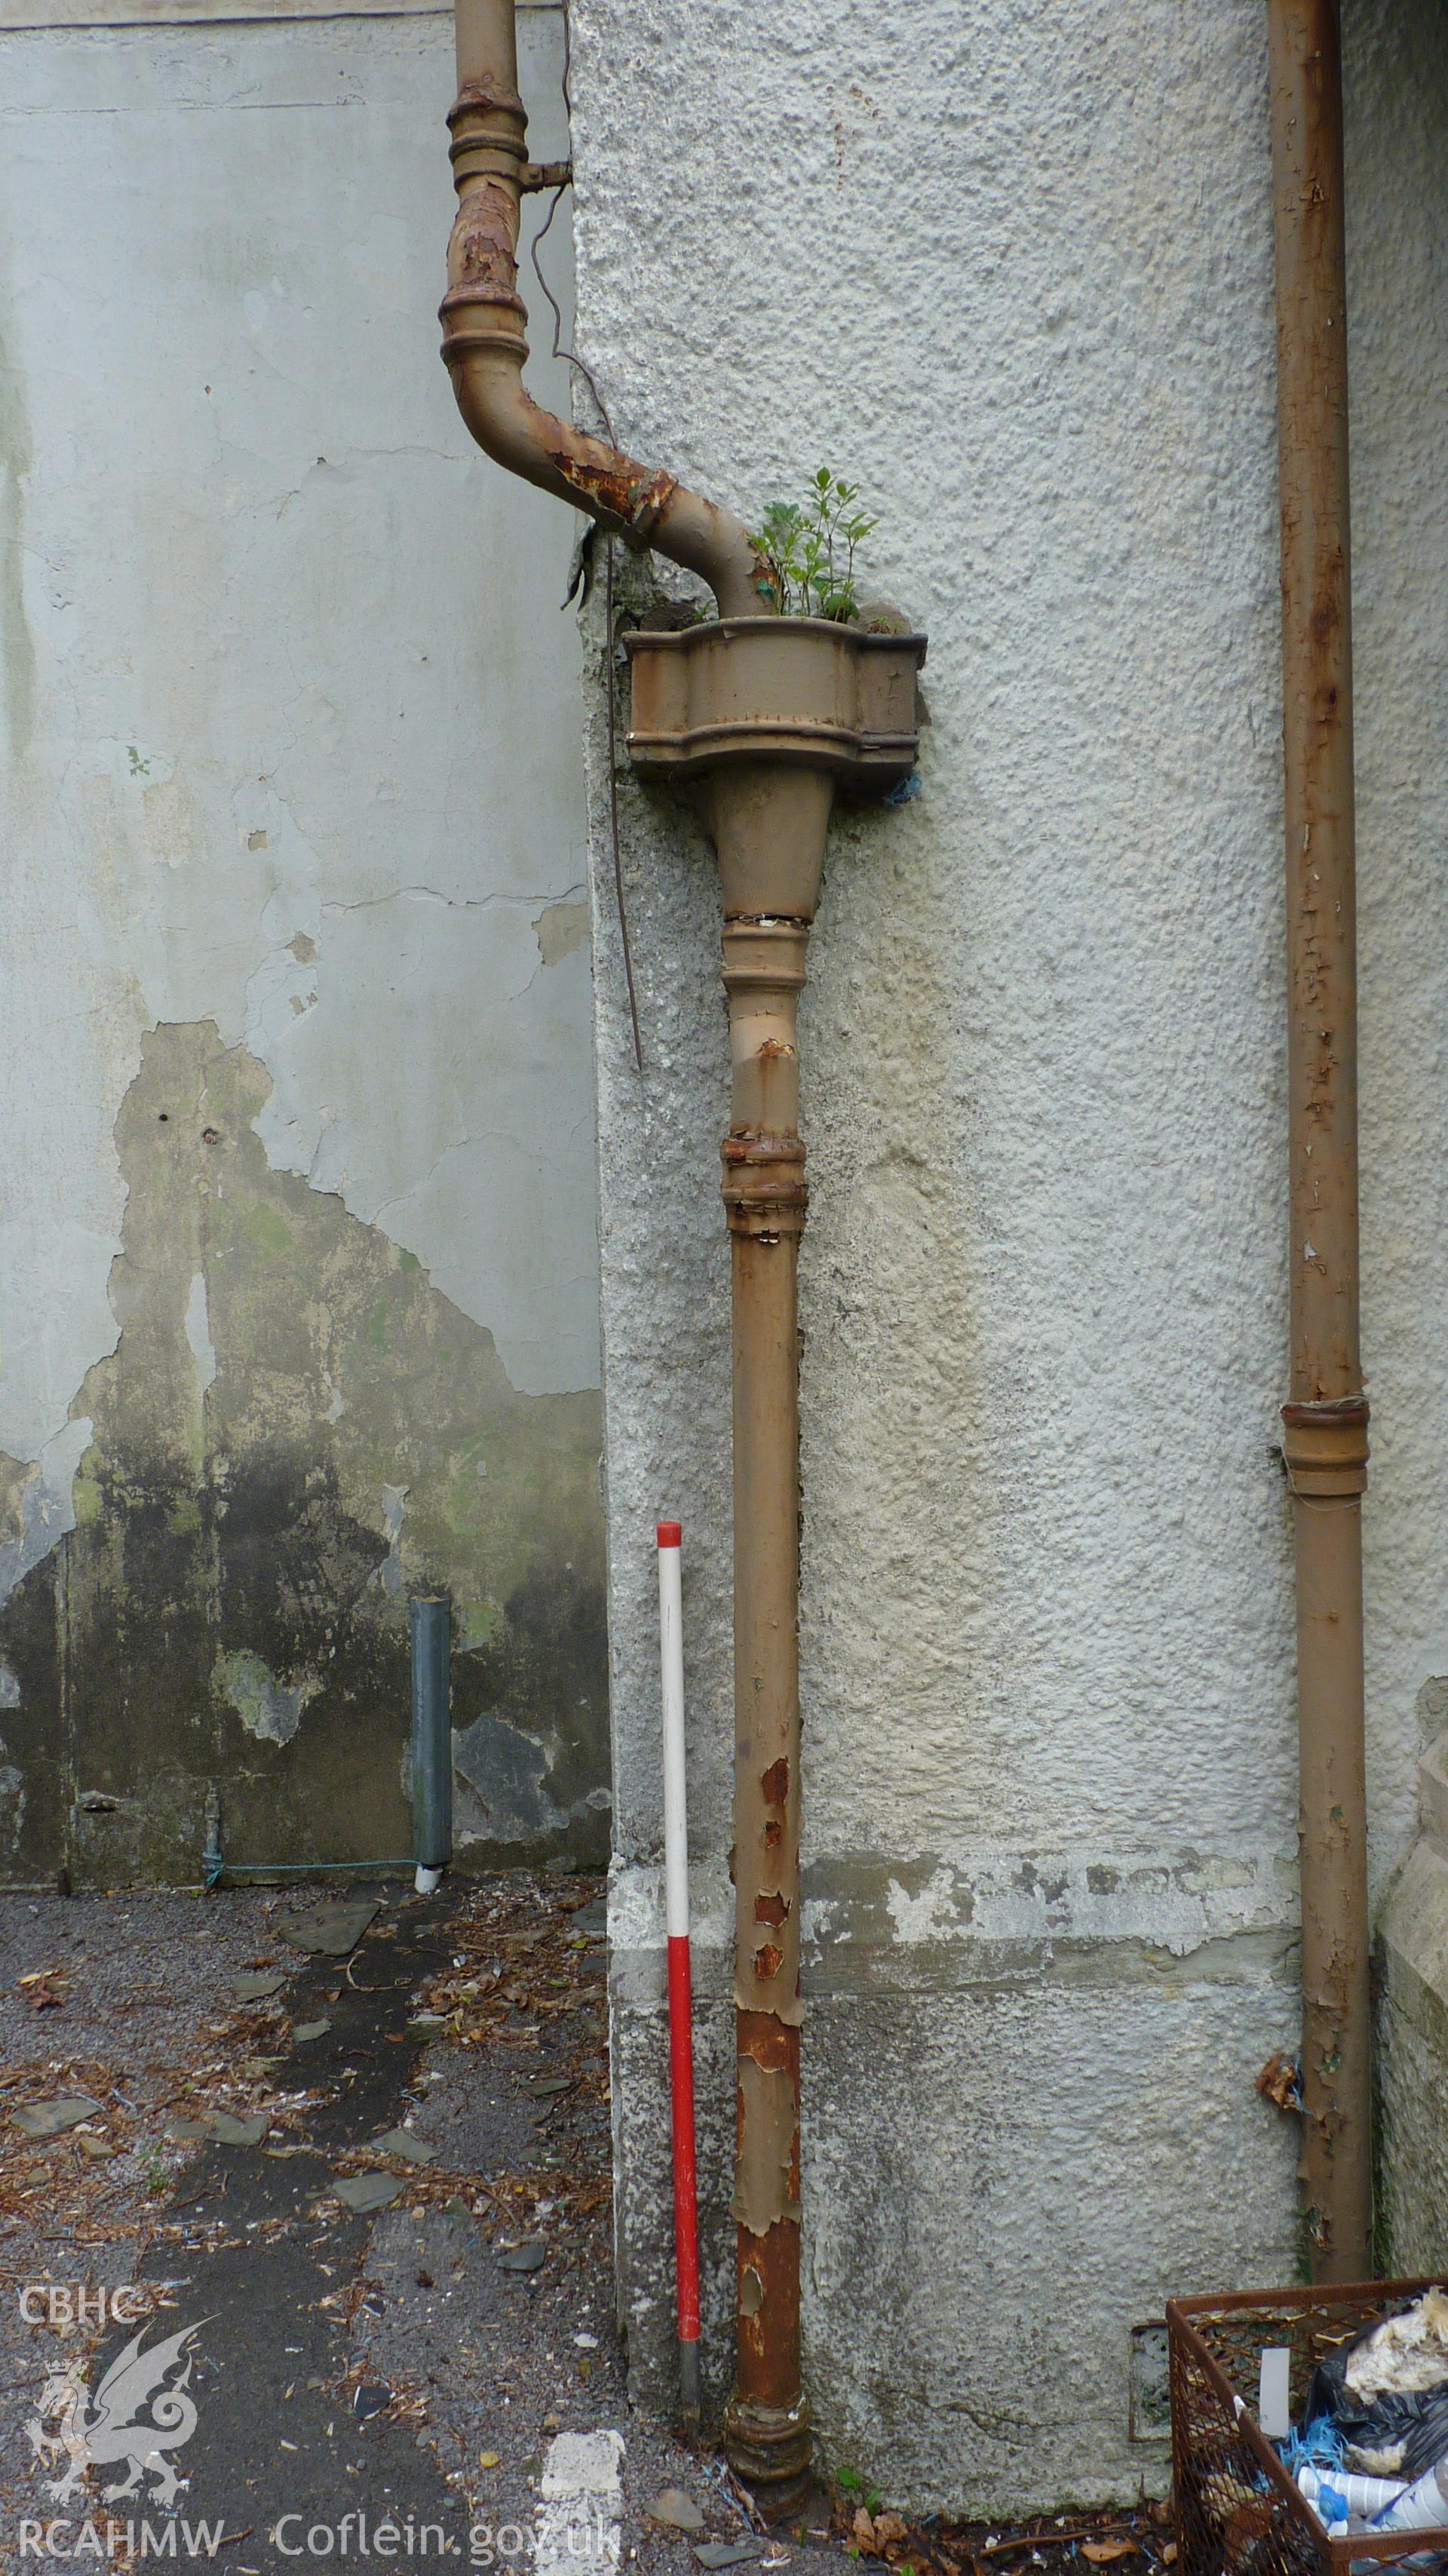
left=566, top=0, right=1448, bottom=2518
left=0, top=1, right=609, bottom=1883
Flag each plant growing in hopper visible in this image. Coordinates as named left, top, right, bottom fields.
left=750, top=469, right=878, bottom=621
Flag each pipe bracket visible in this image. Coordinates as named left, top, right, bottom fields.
left=1281, top=1394, right=1370, bottom=1498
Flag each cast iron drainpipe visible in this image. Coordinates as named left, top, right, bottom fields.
left=1266, top=0, right=1373, bottom=2281
left=438, top=0, right=923, bottom=2509
left=442, top=0, right=759, bottom=615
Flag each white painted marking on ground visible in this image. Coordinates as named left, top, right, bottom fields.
left=535, top=2429, right=624, bottom=2576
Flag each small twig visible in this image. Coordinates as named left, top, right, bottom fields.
left=979, top=2532, right=1131, bottom=2560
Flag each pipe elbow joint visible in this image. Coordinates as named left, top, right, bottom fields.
left=440, top=98, right=765, bottom=618
left=444, top=339, right=674, bottom=541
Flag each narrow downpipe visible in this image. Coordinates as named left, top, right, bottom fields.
left=411, top=1596, right=453, bottom=1897
left=1265, top=0, right=1373, bottom=2280
left=720, top=914, right=811, bottom=2509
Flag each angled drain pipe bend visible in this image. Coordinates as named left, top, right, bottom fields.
left=442, top=0, right=760, bottom=617
left=1266, top=0, right=1373, bottom=2281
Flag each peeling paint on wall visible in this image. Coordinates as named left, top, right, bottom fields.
left=219, top=1648, right=318, bottom=1749
left=534, top=896, right=591, bottom=968
left=0, top=1021, right=608, bottom=1886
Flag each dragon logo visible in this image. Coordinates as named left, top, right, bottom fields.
left=27, top=2320, right=209, bottom=2505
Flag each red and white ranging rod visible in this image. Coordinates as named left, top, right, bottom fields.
left=657, top=1517, right=701, bottom=2429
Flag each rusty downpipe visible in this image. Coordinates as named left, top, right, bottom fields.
left=1266, top=0, right=1373, bottom=2281
left=625, top=633, right=923, bottom=2507
left=441, top=0, right=759, bottom=613
left=440, top=0, right=925, bottom=2503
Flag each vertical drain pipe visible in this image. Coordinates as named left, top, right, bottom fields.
left=438, top=0, right=924, bottom=2492
left=720, top=905, right=812, bottom=2507
left=1266, top=0, right=1373, bottom=2281
left=411, top=1596, right=453, bottom=1896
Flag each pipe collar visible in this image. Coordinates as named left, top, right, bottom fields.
left=1281, top=1394, right=1370, bottom=1498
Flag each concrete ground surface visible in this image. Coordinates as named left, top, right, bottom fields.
left=0, top=1877, right=1170, bottom=2576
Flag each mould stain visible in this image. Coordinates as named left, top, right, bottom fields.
left=0, top=1020, right=608, bottom=1887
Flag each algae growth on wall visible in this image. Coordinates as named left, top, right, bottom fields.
left=0, top=1026, right=608, bottom=1886
left=0, top=8, right=607, bottom=1884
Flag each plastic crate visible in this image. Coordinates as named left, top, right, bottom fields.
left=1167, top=2279, right=1448, bottom=2576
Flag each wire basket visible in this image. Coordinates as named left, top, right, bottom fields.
left=1167, top=2280, right=1448, bottom=2576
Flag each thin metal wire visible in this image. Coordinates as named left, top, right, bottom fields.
left=530, top=0, right=640, bottom=1072
left=529, top=187, right=615, bottom=443
left=604, top=536, right=644, bottom=1072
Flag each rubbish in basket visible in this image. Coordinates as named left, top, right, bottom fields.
left=1293, top=2464, right=1410, bottom=2528
left=1366, top=2458, right=1448, bottom=2538
left=1305, top=2286, right=1448, bottom=2480
left=1167, top=2277, right=1448, bottom=2574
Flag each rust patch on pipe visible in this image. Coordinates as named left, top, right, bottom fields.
left=545, top=449, right=677, bottom=541
left=754, top=1892, right=790, bottom=1926
left=449, top=72, right=523, bottom=116
left=760, top=1757, right=789, bottom=1805
left=753, top=1943, right=784, bottom=1980
left=447, top=182, right=523, bottom=303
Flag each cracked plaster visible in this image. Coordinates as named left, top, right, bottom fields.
left=0, top=7, right=594, bottom=1485
left=0, top=5, right=609, bottom=1880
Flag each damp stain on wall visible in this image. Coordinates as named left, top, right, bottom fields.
left=0, top=1020, right=609, bottom=1887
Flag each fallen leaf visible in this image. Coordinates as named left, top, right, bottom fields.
left=478, top=2452, right=500, bottom=2470
left=873, top=2517, right=908, bottom=2550
left=854, top=2511, right=878, bottom=2552
left=1081, top=2544, right=1137, bottom=2565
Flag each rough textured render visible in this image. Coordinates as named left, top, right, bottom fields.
left=0, top=6, right=609, bottom=1881
left=1377, top=1710, right=1448, bottom=2277
left=565, top=0, right=1448, bottom=2516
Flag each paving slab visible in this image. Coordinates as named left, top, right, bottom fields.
left=278, top=1897, right=382, bottom=1956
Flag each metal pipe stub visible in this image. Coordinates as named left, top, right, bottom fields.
left=410, top=1596, right=453, bottom=1889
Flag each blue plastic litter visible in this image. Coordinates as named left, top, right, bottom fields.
left=1282, top=2416, right=1348, bottom=2473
